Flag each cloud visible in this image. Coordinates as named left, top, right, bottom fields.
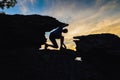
left=95, top=0, right=104, bottom=5
left=16, top=0, right=120, bottom=49
left=30, top=0, right=36, bottom=5
left=91, top=18, right=120, bottom=36
left=18, top=0, right=28, bottom=14
left=41, top=0, right=120, bottom=49
left=17, top=0, right=37, bottom=14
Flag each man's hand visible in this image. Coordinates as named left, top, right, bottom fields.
left=62, top=24, right=69, bottom=28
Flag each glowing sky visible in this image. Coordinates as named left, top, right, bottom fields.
left=1, top=0, right=120, bottom=50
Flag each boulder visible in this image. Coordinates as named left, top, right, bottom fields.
left=74, top=33, right=120, bottom=80
left=0, top=14, right=68, bottom=49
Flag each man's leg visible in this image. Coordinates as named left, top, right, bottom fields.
left=60, top=36, right=64, bottom=49
left=49, top=37, right=58, bottom=48
left=45, top=42, right=48, bottom=50
left=63, top=43, right=67, bottom=49
left=60, top=36, right=67, bottom=49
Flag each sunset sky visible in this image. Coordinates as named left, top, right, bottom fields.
left=1, top=0, right=120, bottom=50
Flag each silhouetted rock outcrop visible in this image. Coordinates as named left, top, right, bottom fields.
left=0, top=49, right=105, bottom=80
left=16, top=49, right=104, bottom=80
left=0, top=14, right=68, bottom=49
left=74, top=33, right=120, bottom=80
left=74, top=33, right=120, bottom=59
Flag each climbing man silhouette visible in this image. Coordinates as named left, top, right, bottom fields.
left=45, top=24, right=68, bottom=50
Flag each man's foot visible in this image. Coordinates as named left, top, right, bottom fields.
left=60, top=47, right=64, bottom=50
left=53, top=46, right=59, bottom=48
left=63, top=43, right=67, bottom=49
left=45, top=44, right=48, bottom=50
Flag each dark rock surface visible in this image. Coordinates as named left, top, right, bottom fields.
left=74, top=33, right=120, bottom=80
left=1, top=14, right=120, bottom=80
left=74, top=33, right=120, bottom=53
left=1, top=33, right=120, bottom=80
left=0, top=14, right=68, bottom=49
left=0, top=49, right=104, bottom=80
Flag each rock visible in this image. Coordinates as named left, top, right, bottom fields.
left=16, top=49, right=103, bottom=80
left=0, top=14, right=68, bottom=49
left=74, top=33, right=120, bottom=80
left=74, top=33, right=120, bottom=53
left=74, top=33, right=120, bottom=58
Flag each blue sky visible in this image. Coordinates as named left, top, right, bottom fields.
left=1, top=0, right=120, bottom=50
left=1, top=0, right=45, bottom=14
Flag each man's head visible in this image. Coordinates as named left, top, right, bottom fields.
left=62, top=28, right=68, bottom=33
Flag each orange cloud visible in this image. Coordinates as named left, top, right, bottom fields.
left=17, top=0, right=120, bottom=50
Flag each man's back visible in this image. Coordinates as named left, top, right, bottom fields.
left=50, top=27, right=63, bottom=38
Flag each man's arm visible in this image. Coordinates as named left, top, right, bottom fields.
left=62, top=24, right=69, bottom=28
left=59, top=24, right=68, bottom=31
